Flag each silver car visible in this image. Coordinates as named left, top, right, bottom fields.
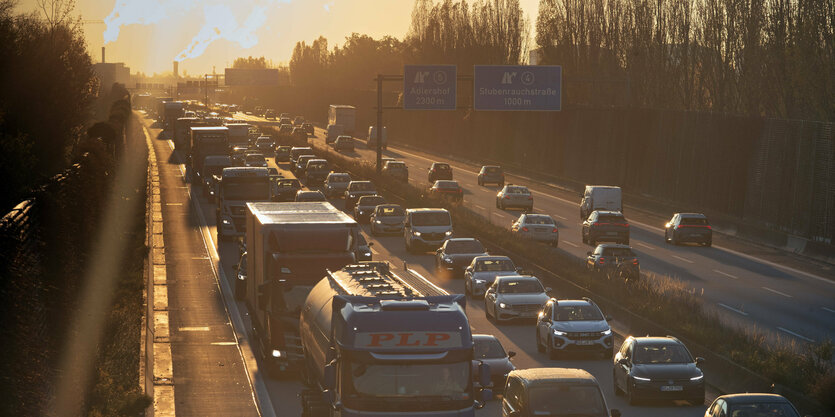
left=496, top=184, right=533, bottom=211
left=512, top=213, right=559, bottom=246
left=484, top=275, right=551, bottom=323
left=534, top=298, right=614, bottom=360
left=324, top=172, right=351, bottom=198
left=370, top=204, right=406, bottom=235
left=464, top=256, right=519, bottom=298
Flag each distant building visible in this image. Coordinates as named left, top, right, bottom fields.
left=93, top=62, right=131, bottom=96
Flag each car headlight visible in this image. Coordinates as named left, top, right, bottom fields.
left=602, top=329, right=612, bottom=336
left=444, top=257, right=453, bottom=263
left=413, top=231, right=421, bottom=237
left=690, top=375, right=704, bottom=381
left=498, top=302, right=507, bottom=309
left=222, top=219, right=232, bottom=225
left=362, top=252, right=371, bottom=257
left=348, top=194, right=355, bottom=198
left=553, top=329, right=567, bottom=336
left=474, top=279, right=485, bottom=284
left=237, top=273, right=246, bottom=281
left=445, top=230, right=453, bottom=236
left=374, top=220, right=382, bottom=224
left=632, top=376, right=651, bottom=382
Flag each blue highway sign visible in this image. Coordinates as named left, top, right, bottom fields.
left=403, top=65, right=457, bottom=110
left=473, top=65, right=562, bottom=111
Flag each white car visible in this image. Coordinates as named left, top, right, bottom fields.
left=484, top=275, right=551, bottom=323
left=511, top=213, right=559, bottom=246
left=464, top=256, right=519, bottom=299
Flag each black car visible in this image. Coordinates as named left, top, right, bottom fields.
left=353, top=195, right=386, bottom=223
left=295, top=190, right=327, bottom=202
left=478, top=165, right=504, bottom=186
left=472, top=334, right=515, bottom=393
left=613, top=336, right=705, bottom=405
left=344, top=181, right=376, bottom=211
left=665, top=213, right=712, bottom=246
left=275, top=145, right=292, bottom=163
left=291, top=127, right=308, bottom=145
left=704, top=393, right=801, bottom=417
left=582, top=210, right=630, bottom=245
left=428, top=162, right=453, bottom=183
left=355, top=233, right=373, bottom=261
left=435, top=238, right=489, bottom=278
left=293, top=154, right=316, bottom=177
left=334, top=136, right=355, bottom=152
left=272, top=178, right=302, bottom=202
left=303, top=122, right=314, bottom=135
left=304, top=159, right=330, bottom=186
left=586, top=244, right=639, bottom=274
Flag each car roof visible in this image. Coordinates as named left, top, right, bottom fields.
left=434, top=180, right=459, bottom=186
left=550, top=299, right=593, bottom=307
left=495, top=275, right=538, bottom=282
left=358, top=195, right=383, bottom=201
left=473, top=255, right=512, bottom=262
left=592, top=210, right=624, bottom=216
left=472, top=334, right=500, bottom=342
left=718, top=393, right=793, bottom=404
left=375, top=203, right=402, bottom=209
left=595, top=243, right=632, bottom=249
left=349, top=180, right=373, bottom=185
left=677, top=213, right=708, bottom=218
left=307, top=159, right=328, bottom=163
left=631, top=336, right=682, bottom=345
left=406, top=208, right=448, bottom=213
left=508, top=368, right=598, bottom=386
left=447, top=238, right=479, bottom=243
left=481, top=165, right=501, bottom=169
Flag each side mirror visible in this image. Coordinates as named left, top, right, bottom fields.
left=515, top=267, right=523, bottom=273
left=507, top=350, right=516, bottom=358
left=436, top=248, right=442, bottom=254
left=466, top=266, right=473, bottom=272
left=696, top=357, right=705, bottom=365
left=611, top=409, right=622, bottom=417
left=617, top=357, right=629, bottom=365
left=586, top=251, right=592, bottom=256
left=368, top=242, right=374, bottom=247
left=605, top=315, right=613, bottom=321
left=323, top=363, right=336, bottom=390
left=545, top=287, right=553, bottom=294
left=404, top=222, right=410, bottom=228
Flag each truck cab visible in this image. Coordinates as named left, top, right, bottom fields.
left=216, top=167, right=271, bottom=241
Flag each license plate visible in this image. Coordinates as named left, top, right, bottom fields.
left=660, top=386, right=683, bottom=392
left=576, top=340, right=594, bottom=345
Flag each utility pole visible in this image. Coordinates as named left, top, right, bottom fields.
left=204, top=74, right=209, bottom=109
left=376, top=74, right=383, bottom=174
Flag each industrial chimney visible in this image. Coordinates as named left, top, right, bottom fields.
left=101, top=47, right=105, bottom=63
left=173, top=61, right=179, bottom=78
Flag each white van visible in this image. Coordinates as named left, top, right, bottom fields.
left=580, top=185, right=622, bottom=220
left=367, top=125, right=387, bottom=150
left=404, top=208, right=452, bottom=253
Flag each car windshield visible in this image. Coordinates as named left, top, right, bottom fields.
left=498, top=279, right=543, bottom=294
left=554, top=305, right=604, bottom=321
left=681, top=217, right=709, bottom=226
left=377, top=206, right=404, bottom=217
left=350, top=182, right=375, bottom=191
left=475, top=259, right=515, bottom=272
left=329, top=174, right=350, bottom=183
left=358, top=196, right=385, bottom=207
left=525, top=215, right=554, bottom=225
left=307, top=162, right=328, bottom=170
left=484, top=167, right=501, bottom=174
left=602, top=247, right=635, bottom=257
left=729, top=402, right=800, bottom=417
left=445, top=240, right=484, bottom=254
left=411, top=212, right=451, bottom=226
left=633, top=343, right=693, bottom=364
left=277, top=148, right=290, bottom=154
left=528, top=385, right=608, bottom=417
left=277, top=180, right=301, bottom=189
left=346, top=361, right=470, bottom=401
left=433, top=164, right=450, bottom=171
left=435, top=181, right=459, bottom=189
left=506, top=186, right=529, bottom=195
left=387, top=162, right=406, bottom=169
left=473, top=338, right=506, bottom=359
left=256, top=138, right=272, bottom=145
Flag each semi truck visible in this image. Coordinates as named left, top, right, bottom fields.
left=299, top=261, right=491, bottom=417
left=162, top=101, right=185, bottom=131
left=244, top=202, right=359, bottom=375
left=174, top=116, right=202, bottom=151
left=215, top=167, right=271, bottom=241
left=188, top=126, right=229, bottom=183
left=328, top=105, right=356, bottom=136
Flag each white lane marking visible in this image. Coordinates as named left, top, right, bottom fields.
left=822, top=307, right=835, bottom=314
left=718, top=303, right=749, bottom=316
left=672, top=255, right=694, bottom=264
left=552, top=214, right=567, bottom=220
left=473, top=204, right=485, bottom=210
left=165, top=203, right=183, bottom=206
left=561, top=240, right=579, bottom=248
left=635, top=242, right=655, bottom=250
left=777, top=327, right=815, bottom=343
left=179, top=326, right=210, bottom=331
left=211, top=342, right=238, bottom=346
left=713, top=269, right=739, bottom=279
left=761, top=286, right=793, bottom=298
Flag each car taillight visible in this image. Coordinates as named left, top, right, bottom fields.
left=522, top=227, right=529, bottom=232
left=593, top=222, right=599, bottom=226
left=505, top=195, right=511, bottom=199
left=676, top=225, right=682, bottom=229
left=633, top=259, right=639, bottom=265
left=528, top=196, right=533, bottom=200
left=599, top=257, right=605, bottom=264
left=552, top=228, right=558, bottom=233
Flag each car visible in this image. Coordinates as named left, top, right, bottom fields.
left=294, top=190, right=327, bottom=202
left=234, top=252, right=247, bottom=301
left=303, top=122, right=314, bottom=135
left=367, top=125, right=387, bottom=149
left=334, top=136, right=355, bottom=152
left=254, top=136, right=275, bottom=155
left=293, top=116, right=305, bottom=126
left=382, top=160, right=409, bottom=182
left=279, top=116, right=292, bottom=125
left=293, top=154, right=316, bottom=176
left=344, top=181, right=377, bottom=211
left=369, top=204, right=406, bottom=235
left=478, top=165, right=504, bottom=186
left=665, top=213, right=712, bottom=246
left=434, top=238, right=488, bottom=278
left=280, top=112, right=291, bottom=119
left=484, top=275, right=551, bottom=323
left=274, top=145, right=292, bottom=162
left=472, top=334, right=516, bottom=393
left=254, top=106, right=264, bottom=117
left=586, top=243, right=639, bottom=274
left=264, top=109, right=276, bottom=120
left=323, top=172, right=351, bottom=198
left=326, top=124, right=343, bottom=143
left=613, top=336, right=705, bottom=405
left=503, top=368, right=621, bottom=417
left=464, top=256, right=519, bottom=299
left=535, top=298, right=614, bottom=359
left=355, top=232, right=373, bottom=261
left=704, top=393, right=802, bottom=417
left=272, top=178, right=302, bottom=202
left=289, top=146, right=313, bottom=165
left=244, top=153, right=268, bottom=168
left=582, top=210, right=630, bottom=245
left=304, top=159, right=330, bottom=186
left=291, top=127, right=308, bottom=144
left=428, top=162, right=453, bottom=183
left=512, top=213, right=559, bottom=246
left=353, top=195, right=386, bottom=223
left=429, top=180, right=464, bottom=202
left=496, top=184, right=534, bottom=211
left=403, top=208, right=453, bottom=253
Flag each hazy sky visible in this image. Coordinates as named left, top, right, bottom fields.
left=16, top=0, right=539, bottom=75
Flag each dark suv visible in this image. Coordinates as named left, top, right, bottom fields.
left=586, top=244, right=639, bottom=274
left=478, top=165, right=504, bottom=187
left=613, top=336, right=705, bottom=405
left=665, top=213, right=712, bottom=246
left=582, top=211, right=630, bottom=245
left=428, top=162, right=453, bottom=183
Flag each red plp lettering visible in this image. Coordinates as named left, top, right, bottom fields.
left=397, top=333, right=420, bottom=346
left=368, top=333, right=394, bottom=347
left=425, top=333, right=451, bottom=346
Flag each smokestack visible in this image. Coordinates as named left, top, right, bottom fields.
left=173, top=61, right=179, bottom=78
left=101, top=47, right=105, bottom=63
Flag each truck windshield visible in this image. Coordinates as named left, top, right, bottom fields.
left=346, top=361, right=471, bottom=405
left=528, top=385, right=607, bottom=417
left=222, top=180, right=270, bottom=200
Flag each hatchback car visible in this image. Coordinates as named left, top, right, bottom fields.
left=244, top=153, right=268, bottom=168
left=586, top=244, right=639, bottom=274
left=485, top=275, right=551, bottom=323
left=429, top=180, right=464, bottom=202
left=704, top=393, right=802, bottom=417
left=254, top=136, right=275, bottom=155
left=535, top=298, right=614, bottom=359
left=369, top=204, right=406, bottom=235
left=582, top=210, right=630, bottom=245
left=294, top=190, right=327, bottom=202
left=323, top=172, right=351, bottom=198
left=354, top=195, right=386, bottom=223
left=496, top=184, right=534, bottom=211
left=666, top=213, right=712, bottom=246
left=274, top=145, right=292, bottom=162
left=272, top=178, right=301, bottom=202
left=472, top=334, right=516, bottom=393
left=512, top=213, right=559, bottom=246
left=613, top=336, right=705, bottom=405
left=464, top=256, right=519, bottom=298
left=428, top=162, right=453, bottom=183
left=383, top=160, right=409, bottom=182
left=434, top=238, right=489, bottom=278
left=503, top=368, right=620, bottom=417
left=344, top=181, right=377, bottom=211
left=478, top=165, right=505, bottom=186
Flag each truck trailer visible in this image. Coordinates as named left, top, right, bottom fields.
left=215, top=167, right=271, bottom=241
left=299, top=262, right=492, bottom=417
left=245, top=202, right=359, bottom=375
left=328, top=105, right=356, bottom=136
left=162, top=101, right=185, bottom=131
left=188, top=126, right=229, bottom=183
